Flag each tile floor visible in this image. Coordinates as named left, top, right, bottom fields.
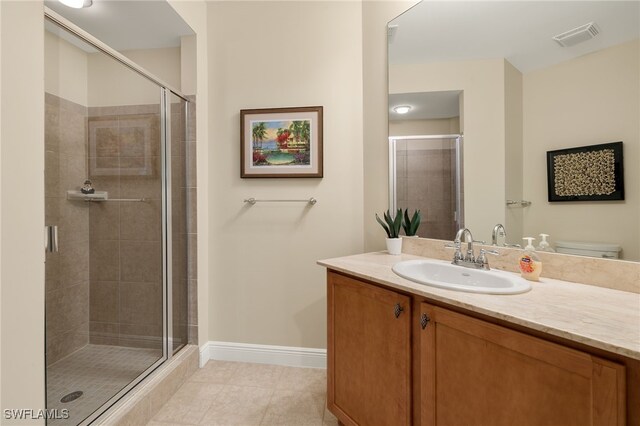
left=148, top=361, right=338, bottom=426
left=47, top=344, right=162, bottom=426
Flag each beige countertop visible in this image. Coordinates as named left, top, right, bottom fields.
left=318, top=252, right=640, bottom=360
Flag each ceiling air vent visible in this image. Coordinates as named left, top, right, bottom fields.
left=552, top=22, right=600, bottom=47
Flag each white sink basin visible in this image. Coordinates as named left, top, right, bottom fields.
left=392, top=259, right=531, bottom=295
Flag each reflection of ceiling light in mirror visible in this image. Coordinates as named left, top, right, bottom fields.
left=59, top=0, right=92, bottom=8
left=393, top=105, right=412, bottom=114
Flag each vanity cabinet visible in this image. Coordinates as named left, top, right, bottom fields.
left=327, top=270, right=629, bottom=426
left=327, top=271, right=412, bottom=426
left=419, top=303, right=626, bottom=426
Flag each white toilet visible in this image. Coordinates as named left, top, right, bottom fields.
left=555, top=241, right=622, bottom=259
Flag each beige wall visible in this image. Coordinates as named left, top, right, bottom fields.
left=522, top=39, right=640, bottom=260
left=44, top=31, right=181, bottom=108
left=389, top=117, right=460, bottom=137
left=167, top=0, right=210, bottom=354
left=44, top=30, right=88, bottom=106
left=88, top=47, right=180, bottom=107
left=504, top=61, right=524, bottom=244
left=180, top=35, right=196, bottom=96
left=362, top=0, right=419, bottom=252
left=122, top=47, right=182, bottom=91
left=1, top=1, right=46, bottom=423
left=0, top=0, right=3, bottom=405
left=390, top=59, right=507, bottom=243
left=207, top=1, right=363, bottom=349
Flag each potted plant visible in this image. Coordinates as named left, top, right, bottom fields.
left=402, top=209, right=422, bottom=237
left=375, top=208, right=403, bottom=255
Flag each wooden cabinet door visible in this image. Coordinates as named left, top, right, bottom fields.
left=327, top=271, right=411, bottom=426
left=420, top=303, right=626, bottom=426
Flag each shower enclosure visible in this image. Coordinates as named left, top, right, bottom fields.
left=44, top=11, right=190, bottom=426
left=389, top=135, right=464, bottom=240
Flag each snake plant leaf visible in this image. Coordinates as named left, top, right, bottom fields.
left=392, top=208, right=403, bottom=238
left=402, top=208, right=422, bottom=236
left=383, top=210, right=391, bottom=226
left=402, top=209, right=411, bottom=234
left=377, top=209, right=402, bottom=238
left=375, top=213, right=392, bottom=238
left=409, top=209, right=422, bottom=235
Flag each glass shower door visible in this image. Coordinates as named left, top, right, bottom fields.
left=389, top=135, right=464, bottom=240
left=45, top=19, right=166, bottom=425
left=169, top=92, right=189, bottom=354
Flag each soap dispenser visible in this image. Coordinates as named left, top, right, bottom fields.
left=519, top=237, right=542, bottom=281
left=537, top=234, right=556, bottom=253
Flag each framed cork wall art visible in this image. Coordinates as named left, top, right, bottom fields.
left=546, top=141, right=624, bottom=202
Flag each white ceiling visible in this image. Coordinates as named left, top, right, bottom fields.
left=389, top=1, right=640, bottom=73
left=389, top=91, right=460, bottom=120
left=45, top=0, right=194, bottom=51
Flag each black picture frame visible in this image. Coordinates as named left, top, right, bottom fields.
left=546, top=141, right=624, bottom=202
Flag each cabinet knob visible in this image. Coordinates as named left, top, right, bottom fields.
left=420, top=313, right=431, bottom=329
left=394, top=303, right=404, bottom=318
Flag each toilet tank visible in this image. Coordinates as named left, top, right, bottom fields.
left=555, top=241, right=621, bottom=259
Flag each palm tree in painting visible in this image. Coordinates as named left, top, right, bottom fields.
left=252, top=122, right=267, bottom=150
left=289, top=121, right=303, bottom=142
left=301, top=121, right=310, bottom=144
left=288, top=120, right=311, bottom=144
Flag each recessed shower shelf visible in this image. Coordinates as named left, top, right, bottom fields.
left=66, top=190, right=147, bottom=203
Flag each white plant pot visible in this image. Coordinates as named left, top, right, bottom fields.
left=386, top=238, right=403, bottom=255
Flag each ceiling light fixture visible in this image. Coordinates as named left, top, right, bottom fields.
left=393, top=105, right=412, bottom=114
left=59, top=0, right=93, bottom=9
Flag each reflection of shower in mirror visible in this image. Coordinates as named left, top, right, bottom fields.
left=389, top=134, right=463, bottom=241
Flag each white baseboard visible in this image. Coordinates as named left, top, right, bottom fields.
left=199, top=341, right=326, bottom=369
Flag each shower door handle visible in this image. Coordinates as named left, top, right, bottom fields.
left=45, top=225, right=59, bottom=253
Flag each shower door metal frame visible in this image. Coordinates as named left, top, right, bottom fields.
left=388, top=134, right=464, bottom=231
left=44, top=8, right=188, bottom=103
left=44, top=8, right=189, bottom=426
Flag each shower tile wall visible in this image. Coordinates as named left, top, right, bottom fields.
left=186, top=96, right=198, bottom=345
left=170, top=96, right=198, bottom=349
left=46, top=96, right=196, bottom=360
left=396, top=145, right=457, bottom=240
left=45, top=93, right=90, bottom=366
left=171, top=99, right=188, bottom=351
left=87, top=104, right=164, bottom=350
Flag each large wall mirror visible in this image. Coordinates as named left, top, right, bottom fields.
left=388, top=1, right=639, bottom=262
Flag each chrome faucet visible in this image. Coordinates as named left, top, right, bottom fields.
left=446, top=227, right=500, bottom=270
left=491, top=224, right=506, bottom=246
left=491, top=224, right=521, bottom=248
left=455, top=228, right=476, bottom=262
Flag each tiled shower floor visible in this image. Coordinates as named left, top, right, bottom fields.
left=47, top=344, right=162, bottom=426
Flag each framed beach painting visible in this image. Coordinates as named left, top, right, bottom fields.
left=241, top=106, right=323, bottom=178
